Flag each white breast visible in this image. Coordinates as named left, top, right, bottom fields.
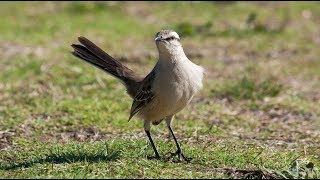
left=153, top=58, right=204, bottom=116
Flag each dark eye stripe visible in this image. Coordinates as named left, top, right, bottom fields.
left=164, top=37, right=175, bottom=41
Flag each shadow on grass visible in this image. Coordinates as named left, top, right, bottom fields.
left=0, top=143, right=121, bottom=170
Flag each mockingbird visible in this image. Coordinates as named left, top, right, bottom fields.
left=71, top=30, right=204, bottom=161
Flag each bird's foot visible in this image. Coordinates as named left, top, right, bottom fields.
left=167, top=150, right=192, bottom=162
left=146, top=154, right=161, bottom=160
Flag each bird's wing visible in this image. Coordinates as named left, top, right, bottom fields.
left=128, top=69, right=156, bottom=121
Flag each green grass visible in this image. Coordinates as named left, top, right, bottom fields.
left=0, top=1, right=319, bottom=178
left=0, top=139, right=304, bottom=178
left=211, top=75, right=284, bottom=101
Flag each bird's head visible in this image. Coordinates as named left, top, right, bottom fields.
left=154, top=30, right=183, bottom=57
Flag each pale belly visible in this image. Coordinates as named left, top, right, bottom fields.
left=139, top=83, right=193, bottom=123
left=139, top=61, right=203, bottom=123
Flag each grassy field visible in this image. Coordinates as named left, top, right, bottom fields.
left=0, top=1, right=320, bottom=178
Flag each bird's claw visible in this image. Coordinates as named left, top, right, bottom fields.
left=146, top=155, right=161, bottom=160
left=167, top=150, right=192, bottom=162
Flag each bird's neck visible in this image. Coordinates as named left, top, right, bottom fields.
left=158, top=45, right=188, bottom=63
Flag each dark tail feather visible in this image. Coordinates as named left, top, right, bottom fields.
left=71, top=36, right=142, bottom=97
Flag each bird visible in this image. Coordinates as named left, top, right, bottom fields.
left=71, top=30, right=204, bottom=161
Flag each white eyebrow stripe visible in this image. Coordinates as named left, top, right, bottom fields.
left=170, top=31, right=180, bottom=39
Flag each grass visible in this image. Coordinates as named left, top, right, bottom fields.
left=0, top=139, right=302, bottom=178
left=211, top=74, right=284, bottom=101
left=0, top=1, right=319, bottom=178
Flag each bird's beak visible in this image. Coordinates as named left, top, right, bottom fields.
left=155, top=36, right=161, bottom=41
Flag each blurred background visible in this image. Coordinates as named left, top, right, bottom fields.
left=0, top=1, right=319, bottom=178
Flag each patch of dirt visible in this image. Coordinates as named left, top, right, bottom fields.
left=115, top=49, right=156, bottom=65
left=0, top=41, right=45, bottom=60
left=252, top=106, right=320, bottom=144
left=188, top=97, right=319, bottom=145
left=257, top=104, right=318, bottom=123
left=223, top=168, right=278, bottom=179
left=282, top=77, right=320, bottom=102
left=185, top=39, right=301, bottom=64
left=0, top=129, right=16, bottom=150
left=30, top=111, right=69, bottom=121
left=185, top=163, right=279, bottom=179
left=24, top=2, right=64, bottom=16
left=123, top=2, right=159, bottom=25
left=39, top=126, right=151, bottom=143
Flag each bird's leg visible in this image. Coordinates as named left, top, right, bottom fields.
left=144, top=122, right=160, bottom=159
left=166, top=116, right=192, bottom=162
left=168, top=126, right=192, bottom=162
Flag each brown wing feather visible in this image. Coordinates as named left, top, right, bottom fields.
left=128, top=69, right=156, bottom=121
